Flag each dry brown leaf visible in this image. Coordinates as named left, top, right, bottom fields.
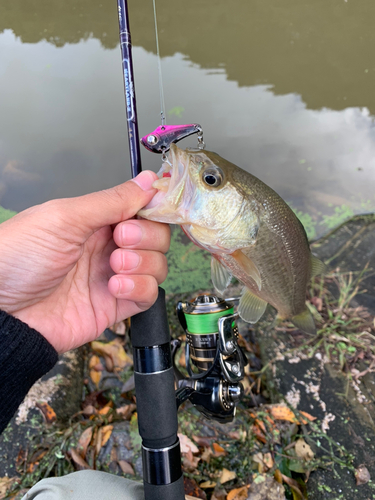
left=116, top=404, right=136, bottom=420
left=89, top=355, right=101, bottom=369
left=89, top=368, right=101, bottom=388
left=70, top=448, right=91, bottom=470
left=35, top=402, right=57, bottom=424
left=355, top=465, right=371, bottom=485
left=201, top=447, right=213, bottom=463
left=98, top=403, right=113, bottom=416
left=192, top=435, right=214, bottom=448
left=263, top=452, right=274, bottom=470
left=118, top=460, right=135, bottom=475
left=0, top=477, right=17, bottom=498
left=219, top=468, right=236, bottom=484
left=200, top=480, right=217, bottom=489
left=281, top=473, right=305, bottom=499
left=295, top=438, right=314, bottom=461
left=91, top=339, right=133, bottom=372
left=253, top=452, right=266, bottom=473
left=101, top=425, right=113, bottom=447
left=184, top=476, right=207, bottom=499
left=95, top=428, right=103, bottom=456
left=226, top=486, right=249, bottom=500
left=179, top=433, right=199, bottom=454
left=252, top=424, right=267, bottom=444
left=299, top=411, right=317, bottom=423
left=269, top=405, right=316, bottom=425
left=212, top=443, right=226, bottom=457
left=77, top=427, right=93, bottom=459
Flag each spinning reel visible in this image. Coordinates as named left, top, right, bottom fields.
left=172, top=295, right=248, bottom=423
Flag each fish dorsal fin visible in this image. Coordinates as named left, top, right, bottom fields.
left=211, top=257, right=232, bottom=294
left=231, top=249, right=262, bottom=290
left=238, top=288, right=267, bottom=323
left=291, top=307, right=316, bottom=335
left=310, top=255, right=327, bottom=278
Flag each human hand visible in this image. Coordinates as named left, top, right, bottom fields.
left=0, top=171, right=170, bottom=353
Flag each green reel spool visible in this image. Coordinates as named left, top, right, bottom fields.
left=181, top=295, right=234, bottom=371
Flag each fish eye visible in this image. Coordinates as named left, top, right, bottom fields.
left=202, top=168, right=223, bottom=187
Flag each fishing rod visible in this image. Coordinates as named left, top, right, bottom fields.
left=116, top=2, right=185, bottom=499
left=116, top=2, right=247, bottom=499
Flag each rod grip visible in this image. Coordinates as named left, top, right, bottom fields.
left=131, top=287, right=184, bottom=499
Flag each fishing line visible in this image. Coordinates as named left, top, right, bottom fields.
left=152, top=0, right=167, bottom=126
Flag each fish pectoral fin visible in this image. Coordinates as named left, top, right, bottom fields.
left=238, top=288, right=267, bottom=324
left=310, top=255, right=327, bottom=278
left=211, top=257, right=232, bottom=294
left=291, top=307, right=316, bottom=335
left=231, top=249, right=262, bottom=290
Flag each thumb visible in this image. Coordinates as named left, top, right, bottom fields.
left=63, top=171, right=158, bottom=238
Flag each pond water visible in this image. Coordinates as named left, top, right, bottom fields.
left=1, top=0, right=375, bottom=239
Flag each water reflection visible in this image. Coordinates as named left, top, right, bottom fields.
left=0, top=0, right=375, bottom=239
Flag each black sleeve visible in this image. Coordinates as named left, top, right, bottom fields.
left=0, top=310, right=58, bottom=434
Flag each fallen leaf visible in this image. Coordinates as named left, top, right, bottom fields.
left=95, top=428, right=103, bottom=456
left=252, top=424, right=267, bottom=444
left=101, top=425, right=113, bottom=447
left=91, top=339, right=133, bottom=372
left=201, top=447, right=213, bottom=463
left=118, top=460, right=135, bottom=475
left=192, top=435, right=215, bottom=448
left=299, top=411, right=317, bottom=423
left=281, top=473, right=305, bottom=499
left=70, top=448, right=91, bottom=470
left=0, top=477, right=17, bottom=498
left=184, top=476, right=207, bottom=499
left=226, top=486, right=249, bottom=500
left=116, top=404, right=136, bottom=420
left=212, top=443, right=226, bottom=457
left=77, top=427, right=93, bottom=459
left=184, top=444, right=201, bottom=471
left=263, top=452, right=274, bottom=470
left=200, top=480, right=217, bottom=489
left=179, top=433, right=199, bottom=454
left=355, top=465, right=371, bottom=485
left=35, top=402, right=57, bottom=424
left=268, top=405, right=316, bottom=425
left=295, top=438, right=314, bottom=461
left=90, top=368, right=101, bottom=388
left=98, top=403, right=113, bottom=416
left=219, top=468, right=236, bottom=484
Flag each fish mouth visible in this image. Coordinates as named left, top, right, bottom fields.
left=138, top=144, right=191, bottom=223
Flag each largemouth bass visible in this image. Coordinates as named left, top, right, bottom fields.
left=139, top=144, right=325, bottom=334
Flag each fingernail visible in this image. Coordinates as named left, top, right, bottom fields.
left=118, top=277, right=135, bottom=294
left=122, top=222, right=143, bottom=245
left=132, top=171, right=156, bottom=191
left=122, top=251, right=140, bottom=270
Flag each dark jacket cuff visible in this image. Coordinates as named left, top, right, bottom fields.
left=0, top=310, right=58, bottom=433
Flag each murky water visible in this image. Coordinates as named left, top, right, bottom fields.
left=1, top=0, right=375, bottom=239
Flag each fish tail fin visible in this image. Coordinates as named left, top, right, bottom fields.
left=291, top=307, right=316, bottom=335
